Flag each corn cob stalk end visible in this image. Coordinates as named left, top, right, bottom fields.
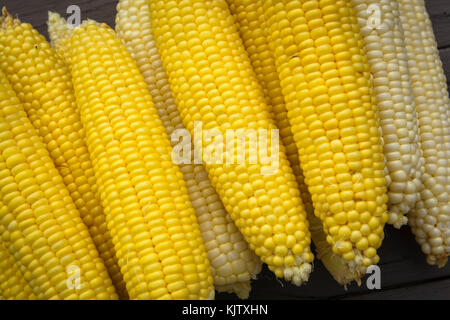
left=310, top=214, right=363, bottom=286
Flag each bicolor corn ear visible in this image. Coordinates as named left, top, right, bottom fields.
left=351, top=0, right=423, bottom=228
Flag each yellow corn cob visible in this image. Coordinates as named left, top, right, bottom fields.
left=397, top=0, right=450, bottom=267
left=47, top=11, right=73, bottom=66
left=149, top=0, right=314, bottom=285
left=350, top=0, right=423, bottom=228
left=0, top=68, right=117, bottom=300
left=66, top=20, right=214, bottom=300
left=263, top=0, right=389, bottom=277
left=0, top=8, right=127, bottom=297
left=225, top=0, right=311, bottom=213
left=114, top=0, right=261, bottom=299
left=226, top=0, right=357, bottom=284
left=0, top=235, right=36, bottom=300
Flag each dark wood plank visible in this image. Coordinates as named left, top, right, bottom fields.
left=2, top=0, right=450, bottom=300
left=217, top=225, right=450, bottom=299
left=341, top=277, right=450, bottom=300
left=440, top=47, right=450, bottom=85
left=426, top=0, right=450, bottom=48
left=1, top=0, right=118, bottom=39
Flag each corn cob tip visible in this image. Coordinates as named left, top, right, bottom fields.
left=47, top=11, right=65, bottom=27
left=47, top=10, right=59, bottom=20
left=309, top=213, right=364, bottom=286
left=48, top=13, right=107, bottom=37
left=317, top=244, right=364, bottom=287
left=388, top=211, right=408, bottom=229
left=279, top=263, right=313, bottom=286
left=0, top=7, right=16, bottom=28
left=47, top=11, right=72, bottom=46
left=427, top=254, right=448, bottom=268
left=214, top=262, right=262, bottom=299
left=80, top=19, right=109, bottom=30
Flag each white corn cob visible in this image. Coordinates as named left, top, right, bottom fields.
left=397, top=0, right=450, bottom=267
left=351, top=0, right=423, bottom=228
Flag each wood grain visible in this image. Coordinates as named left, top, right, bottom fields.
left=426, top=0, right=450, bottom=48
left=341, top=278, right=450, bottom=300
left=1, top=0, right=449, bottom=300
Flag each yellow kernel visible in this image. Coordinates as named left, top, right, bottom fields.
left=342, top=251, right=355, bottom=261
left=338, top=226, right=351, bottom=239
left=261, top=225, right=272, bottom=236
left=334, top=212, right=347, bottom=224
left=361, top=224, right=371, bottom=235
left=292, top=244, right=304, bottom=255
left=362, top=258, right=373, bottom=267
left=264, top=237, right=275, bottom=249
left=350, top=230, right=362, bottom=243
left=356, top=238, right=369, bottom=251
left=273, top=256, right=284, bottom=267
left=368, top=234, right=381, bottom=247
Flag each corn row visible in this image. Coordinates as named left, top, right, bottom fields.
left=0, top=9, right=127, bottom=297
left=67, top=20, right=214, bottom=299
left=149, top=0, right=314, bottom=285
left=397, top=0, right=450, bottom=267
left=226, top=0, right=358, bottom=284
left=114, top=0, right=261, bottom=298
left=0, top=68, right=117, bottom=299
left=350, top=0, right=423, bottom=228
left=263, top=0, right=389, bottom=278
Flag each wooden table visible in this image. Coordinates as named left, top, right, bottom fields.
left=2, top=0, right=449, bottom=300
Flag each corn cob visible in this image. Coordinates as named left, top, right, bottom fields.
left=0, top=8, right=127, bottom=297
left=0, top=233, right=37, bottom=299
left=0, top=68, right=117, bottom=300
left=114, top=0, right=261, bottom=299
left=226, top=0, right=357, bottom=284
left=225, top=0, right=310, bottom=213
left=65, top=20, right=214, bottom=299
left=149, top=0, right=314, bottom=285
left=350, top=0, right=423, bottom=228
left=397, top=0, right=450, bottom=267
left=263, top=0, right=389, bottom=277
